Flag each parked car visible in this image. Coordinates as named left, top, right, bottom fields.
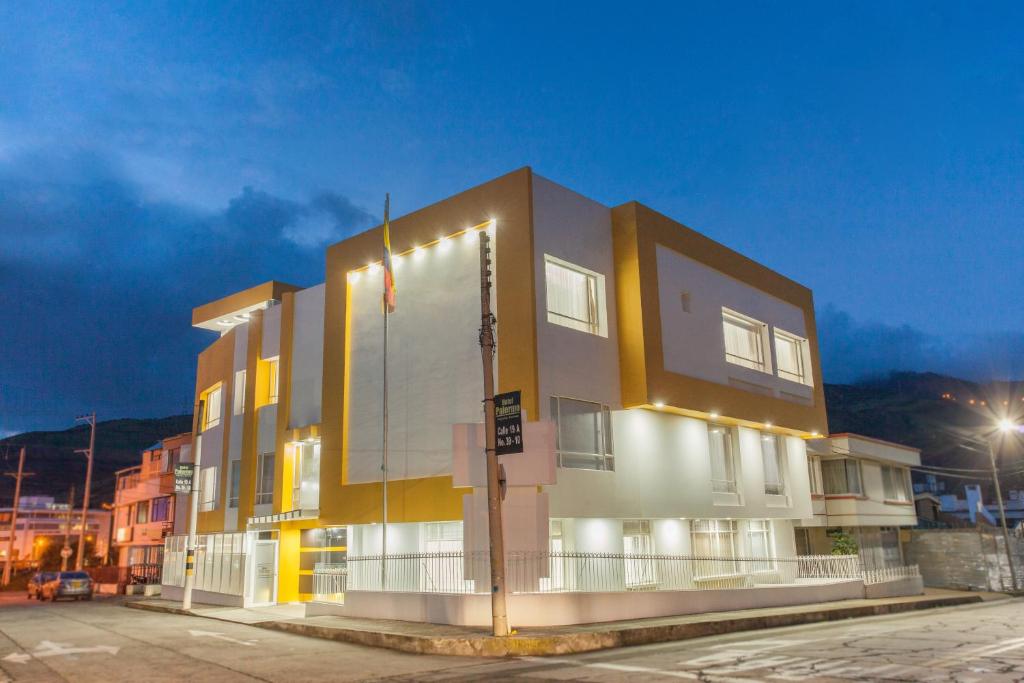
left=39, top=571, right=93, bottom=601
left=27, top=572, right=57, bottom=600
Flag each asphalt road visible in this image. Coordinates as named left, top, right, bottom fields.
left=0, top=593, right=1021, bottom=682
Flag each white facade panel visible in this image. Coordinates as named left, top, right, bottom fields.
left=656, top=245, right=814, bottom=403
left=261, top=303, right=281, bottom=360
left=289, top=283, right=325, bottom=429
left=532, top=176, right=622, bottom=416
left=346, top=225, right=493, bottom=484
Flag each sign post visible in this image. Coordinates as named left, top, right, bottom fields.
left=495, top=391, right=523, bottom=456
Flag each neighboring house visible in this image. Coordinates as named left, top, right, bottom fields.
left=797, top=434, right=919, bottom=570
left=0, top=496, right=111, bottom=568
left=163, top=168, right=915, bottom=620
left=939, top=484, right=1023, bottom=528
left=112, top=432, right=192, bottom=567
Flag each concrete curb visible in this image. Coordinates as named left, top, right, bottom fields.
left=125, top=593, right=984, bottom=657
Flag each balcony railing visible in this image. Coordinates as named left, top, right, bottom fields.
left=318, top=552, right=876, bottom=600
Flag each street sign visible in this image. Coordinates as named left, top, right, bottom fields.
left=60, top=547, right=72, bottom=559
left=494, top=390, right=523, bottom=455
left=174, top=463, right=194, bottom=493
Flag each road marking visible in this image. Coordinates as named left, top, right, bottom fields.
left=188, top=628, right=258, bottom=646
left=2, top=640, right=120, bottom=664
left=924, top=636, right=1024, bottom=668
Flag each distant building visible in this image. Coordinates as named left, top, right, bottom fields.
left=797, top=434, right=919, bottom=571
left=938, top=484, right=1024, bottom=529
left=112, top=432, right=192, bottom=567
left=0, top=496, right=111, bottom=568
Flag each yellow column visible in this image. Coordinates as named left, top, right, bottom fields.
left=276, top=527, right=300, bottom=603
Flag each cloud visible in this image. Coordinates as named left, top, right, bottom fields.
left=0, top=147, right=376, bottom=433
left=817, top=305, right=1024, bottom=384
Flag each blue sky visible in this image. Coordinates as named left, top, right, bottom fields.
left=1, top=2, right=1022, bottom=433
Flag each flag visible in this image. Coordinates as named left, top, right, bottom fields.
left=382, top=194, right=396, bottom=314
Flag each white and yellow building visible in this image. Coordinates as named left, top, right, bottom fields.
left=163, top=168, right=896, bottom=621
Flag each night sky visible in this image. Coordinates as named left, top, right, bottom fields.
left=1, top=2, right=1022, bottom=435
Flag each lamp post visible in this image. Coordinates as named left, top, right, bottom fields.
left=74, top=413, right=96, bottom=570
left=990, top=419, right=1019, bottom=592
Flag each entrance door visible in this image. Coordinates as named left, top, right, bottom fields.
left=251, top=540, right=278, bottom=605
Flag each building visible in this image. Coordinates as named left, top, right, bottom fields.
left=798, top=434, right=920, bottom=570
left=937, top=484, right=1024, bottom=529
left=0, top=496, right=111, bottom=569
left=163, top=168, right=917, bottom=621
left=112, top=432, right=192, bottom=567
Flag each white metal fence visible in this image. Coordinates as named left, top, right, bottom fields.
left=318, top=551, right=885, bottom=600
left=312, top=563, right=347, bottom=601
left=864, top=564, right=921, bottom=585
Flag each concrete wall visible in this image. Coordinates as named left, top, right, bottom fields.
left=309, top=580, right=865, bottom=627
left=904, top=529, right=1024, bottom=592
left=656, top=245, right=814, bottom=404
left=161, top=584, right=244, bottom=608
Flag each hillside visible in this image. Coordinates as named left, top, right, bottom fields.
left=0, top=415, right=192, bottom=508
left=825, top=372, right=1024, bottom=493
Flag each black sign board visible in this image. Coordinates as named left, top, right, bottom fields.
left=494, top=390, right=523, bottom=455
left=174, top=463, right=194, bottom=494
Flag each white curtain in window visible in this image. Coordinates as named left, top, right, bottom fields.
left=205, top=387, right=222, bottom=429
left=723, top=313, right=764, bottom=370
left=708, top=426, right=736, bottom=493
left=761, top=434, right=785, bottom=495
left=775, top=333, right=804, bottom=382
left=747, top=520, right=772, bottom=559
left=546, top=260, right=597, bottom=333
left=822, top=459, right=862, bottom=495
left=882, top=466, right=909, bottom=501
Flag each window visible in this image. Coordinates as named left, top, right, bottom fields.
left=228, top=461, right=241, bottom=509
left=808, top=456, right=823, bottom=495
left=760, top=433, right=786, bottom=496
left=135, top=500, right=149, bottom=524
left=774, top=329, right=810, bottom=385
left=623, top=520, right=656, bottom=589
left=199, top=467, right=217, bottom=512
left=268, top=359, right=280, bottom=404
left=203, top=385, right=223, bottom=430
left=544, top=256, right=605, bottom=336
left=255, top=452, right=275, bottom=505
left=707, top=424, right=738, bottom=494
left=822, top=458, right=863, bottom=495
left=550, top=396, right=614, bottom=471
left=882, top=465, right=911, bottom=502
left=150, top=496, right=171, bottom=522
left=722, top=309, right=769, bottom=373
left=691, top=519, right=738, bottom=576
left=233, top=370, right=247, bottom=415
left=545, top=520, right=565, bottom=592
left=292, top=442, right=321, bottom=510
left=747, top=520, right=774, bottom=560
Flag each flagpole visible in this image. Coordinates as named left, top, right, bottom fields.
left=380, top=193, right=390, bottom=592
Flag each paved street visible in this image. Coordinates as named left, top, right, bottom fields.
left=0, top=594, right=1022, bottom=682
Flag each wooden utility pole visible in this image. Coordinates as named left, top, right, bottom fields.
left=61, top=485, right=75, bottom=572
left=74, top=412, right=96, bottom=570
left=2, top=447, right=31, bottom=585
left=478, top=230, right=509, bottom=637
left=988, top=437, right=1019, bottom=591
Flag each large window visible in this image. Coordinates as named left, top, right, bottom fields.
left=199, top=467, right=217, bottom=512
left=807, top=456, right=823, bottom=495
left=293, top=442, right=321, bottom=510
left=623, top=520, right=656, bottom=589
left=550, top=396, right=614, bottom=471
left=233, top=370, right=247, bottom=415
left=747, top=520, right=774, bottom=560
left=691, top=519, right=738, bottom=576
left=882, top=465, right=911, bottom=502
left=228, top=461, right=241, bottom=509
left=544, top=256, right=605, bottom=336
left=822, top=458, right=863, bottom=495
left=135, top=500, right=149, bottom=524
left=760, top=433, right=786, bottom=496
left=255, top=452, right=275, bottom=505
left=203, top=385, right=223, bottom=431
left=707, top=424, right=738, bottom=494
left=774, top=329, right=809, bottom=385
left=151, top=496, right=171, bottom=522
left=722, top=309, right=769, bottom=373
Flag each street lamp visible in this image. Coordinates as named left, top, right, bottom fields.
left=989, top=418, right=1020, bottom=592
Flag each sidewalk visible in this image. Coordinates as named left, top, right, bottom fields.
left=126, top=588, right=1003, bottom=657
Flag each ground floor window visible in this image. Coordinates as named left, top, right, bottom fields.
left=747, top=520, right=774, bottom=561
left=691, top=519, right=738, bottom=577
left=623, top=520, right=656, bottom=589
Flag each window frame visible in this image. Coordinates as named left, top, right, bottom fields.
left=690, top=519, right=739, bottom=577
left=707, top=423, right=738, bottom=494
left=199, top=467, right=217, bottom=512
left=543, top=255, right=607, bottom=337
left=807, top=455, right=823, bottom=495
left=882, top=464, right=911, bottom=502
left=255, top=451, right=275, bottom=505
left=721, top=308, right=771, bottom=374
left=549, top=395, right=615, bottom=471
left=746, top=519, right=774, bottom=563
left=203, top=384, right=223, bottom=431
left=773, top=327, right=811, bottom=386
left=233, top=370, right=247, bottom=415
left=228, top=460, right=241, bottom=509
left=268, top=359, right=280, bottom=405
left=822, top=458, right=864, bottom=496
left=760, top=432, right=787, bottom=496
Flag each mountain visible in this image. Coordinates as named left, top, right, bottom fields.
left=0, top=415, right=192, bottom=508
left=825, top=371, right=1024, bottom=494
